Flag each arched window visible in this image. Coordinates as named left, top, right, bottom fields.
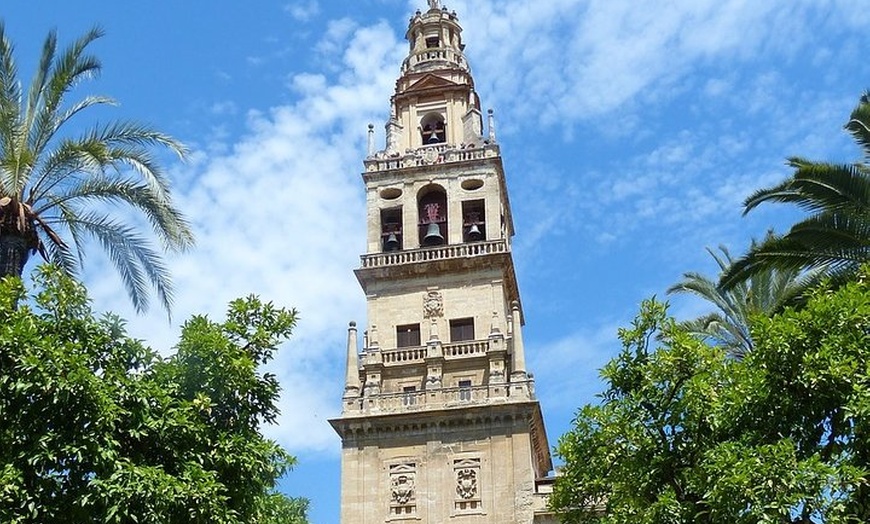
left=381, top=207, right=402, bottom=252
left=461, top=200, right=485, bottom=242
left=418, top=185, right=447, bottom=246
left=420, top=113, right=446, bottom=145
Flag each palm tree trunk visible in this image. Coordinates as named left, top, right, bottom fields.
left=0, top=234, right=31, bottom=279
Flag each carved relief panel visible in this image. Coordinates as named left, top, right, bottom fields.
left=388, top=462, right=417, bottom=519
left=453, top=457, right=482, bottom=514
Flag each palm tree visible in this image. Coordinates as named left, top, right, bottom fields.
left=668, top=236, right=810, bottom=358
left=0, top=24, right=193, bottom=313
left=719, top=91, right=870, bottom=293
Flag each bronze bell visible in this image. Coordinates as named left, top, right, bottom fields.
left=423, top=223, right=444, bottom=245
left=466, top=223, right=482, bottom=241
left=384, top=232, right=400, bottom=251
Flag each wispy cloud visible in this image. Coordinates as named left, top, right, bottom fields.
left=78, top=0, right=868, bottom=459
left=84, top=20, right=405, bottom=454
left=285, top=0, right=321, bottom=23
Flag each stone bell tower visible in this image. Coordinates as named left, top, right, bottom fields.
left=330, top=2, right=554, bottom=522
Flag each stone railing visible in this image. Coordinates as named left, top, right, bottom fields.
left=364, top=143, right=499, bottom=173
left=381, top=346, right=426, bottom=365
left=360, top=239, right=507, bottom=268
left=402, top=48, right=467, bottom=72
left=443, top=340, right=488, bottom=359
left=358, top=379, right=536, bottom=414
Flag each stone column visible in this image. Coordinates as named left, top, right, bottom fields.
left=386, top=115, right=402, bottom=154
left=510, top=301, right=527, bottom=379
left=343, top=322, right=361, bottom=394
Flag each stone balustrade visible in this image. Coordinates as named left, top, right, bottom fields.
left=444, top=340, right=488, bottom=359
left=378, top=339, right=490, bottom=367
left=402, top=48, right=467, bottom=72
left=360, top=381, right=535, bottom=414
left=381, top=346, right=427, bottom=365
left=361, top=239, right=508, bottom=268
left=364, top=143, right=499, bottom=173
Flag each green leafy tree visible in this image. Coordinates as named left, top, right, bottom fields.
left=552, top=274, right=870, bottom=523
left=0, top=267, right=308, bottom=524
left=0, top=24, right=193, bottom=313
left=667, top=234, right=811, bottom=358
left=720, top=91, right=870, bottom=293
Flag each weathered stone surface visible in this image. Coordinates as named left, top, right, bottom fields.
left=330, top=4, right=555, bottom=523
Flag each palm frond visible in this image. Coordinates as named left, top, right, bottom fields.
left=22, top=28, right=57, bottom=156
left=846, top=90, right=870, bottom=162
left=0, top=23, right=20, bottom=108
left=36, top=176, right=193, bottom=251
left=731, top=92, right=870, bottom=297
left=744, top=162, right=870, bottom=215
left=62, top=211, right=175, bottom=314
left=28, top=27, right=104, bottom=167
left=667, top=271, right=745, bottom=326
left=0, top=23, right=22, bottom=195
left=720, top=233, right=862, bottom=292
left=29, top=121, right=186, bottom=202
left=0, top=26, right=191, bottom=314
left=784, top=213, right=870, bottom=261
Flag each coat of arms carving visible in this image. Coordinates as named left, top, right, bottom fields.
left=455, top=468, right=477, bottom=499
left=391, top=474, right=415, bottom=505
left=423, top=290, right=443, bottom=318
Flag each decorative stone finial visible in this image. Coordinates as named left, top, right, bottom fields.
left=428, top=0, right=441, bottom=10
left=487, top=109, right=497, bottom=143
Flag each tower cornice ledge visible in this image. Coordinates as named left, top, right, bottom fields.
left=329, top=400, right=551, bottom=475
left=355, top=247, right=522, bottom=311
left=364, top=143, right=501, bottom=176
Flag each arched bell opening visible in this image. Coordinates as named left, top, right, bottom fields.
left=418, top=185, right=447, bottom=247
left=462, top=200, right=485, bottom=242
left=381, top=207, right=403, bottom=252
left=420, top=113, right=446, bottom=145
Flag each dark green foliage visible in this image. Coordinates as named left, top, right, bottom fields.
left=552, top=272, right=870, bottom=523
left=0, top=266, right=308, bottom=523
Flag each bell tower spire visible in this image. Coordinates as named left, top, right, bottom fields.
left=331, top=4, right=554, bottom=523
left=383, top=2, right=484, bottom=153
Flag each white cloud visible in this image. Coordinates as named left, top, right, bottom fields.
left=77, top=0, right=868, bottom=459
left=83, top=20, right=405, bottom=455
left=285, top=0, right=320, bottom=22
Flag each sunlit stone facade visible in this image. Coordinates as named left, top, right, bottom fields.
left=329, top=2, right=555, bottom=522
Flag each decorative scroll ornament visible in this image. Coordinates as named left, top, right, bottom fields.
left=423, top=290, right=444, bottom=318
left=456, top=468, right=478, bottom=499
left=391, top=474, right=415, bottom=505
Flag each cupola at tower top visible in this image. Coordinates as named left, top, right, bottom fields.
left=374, top=1, right=486, bottom=154
left=402, top=1, right=469, bottom=75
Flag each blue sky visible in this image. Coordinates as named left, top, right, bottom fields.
left=3, top=1, right=869, bottom=523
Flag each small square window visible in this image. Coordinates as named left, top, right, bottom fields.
left=397, top=324, right=421, bottom=347
left=450, top=318, right=474, bottom=342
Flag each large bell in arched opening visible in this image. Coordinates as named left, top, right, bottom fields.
left=384, top=232, right=400, bottom=251
left=466, top=224, right=482, bottom=241
left=423, top=223, right=444, bottom=246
